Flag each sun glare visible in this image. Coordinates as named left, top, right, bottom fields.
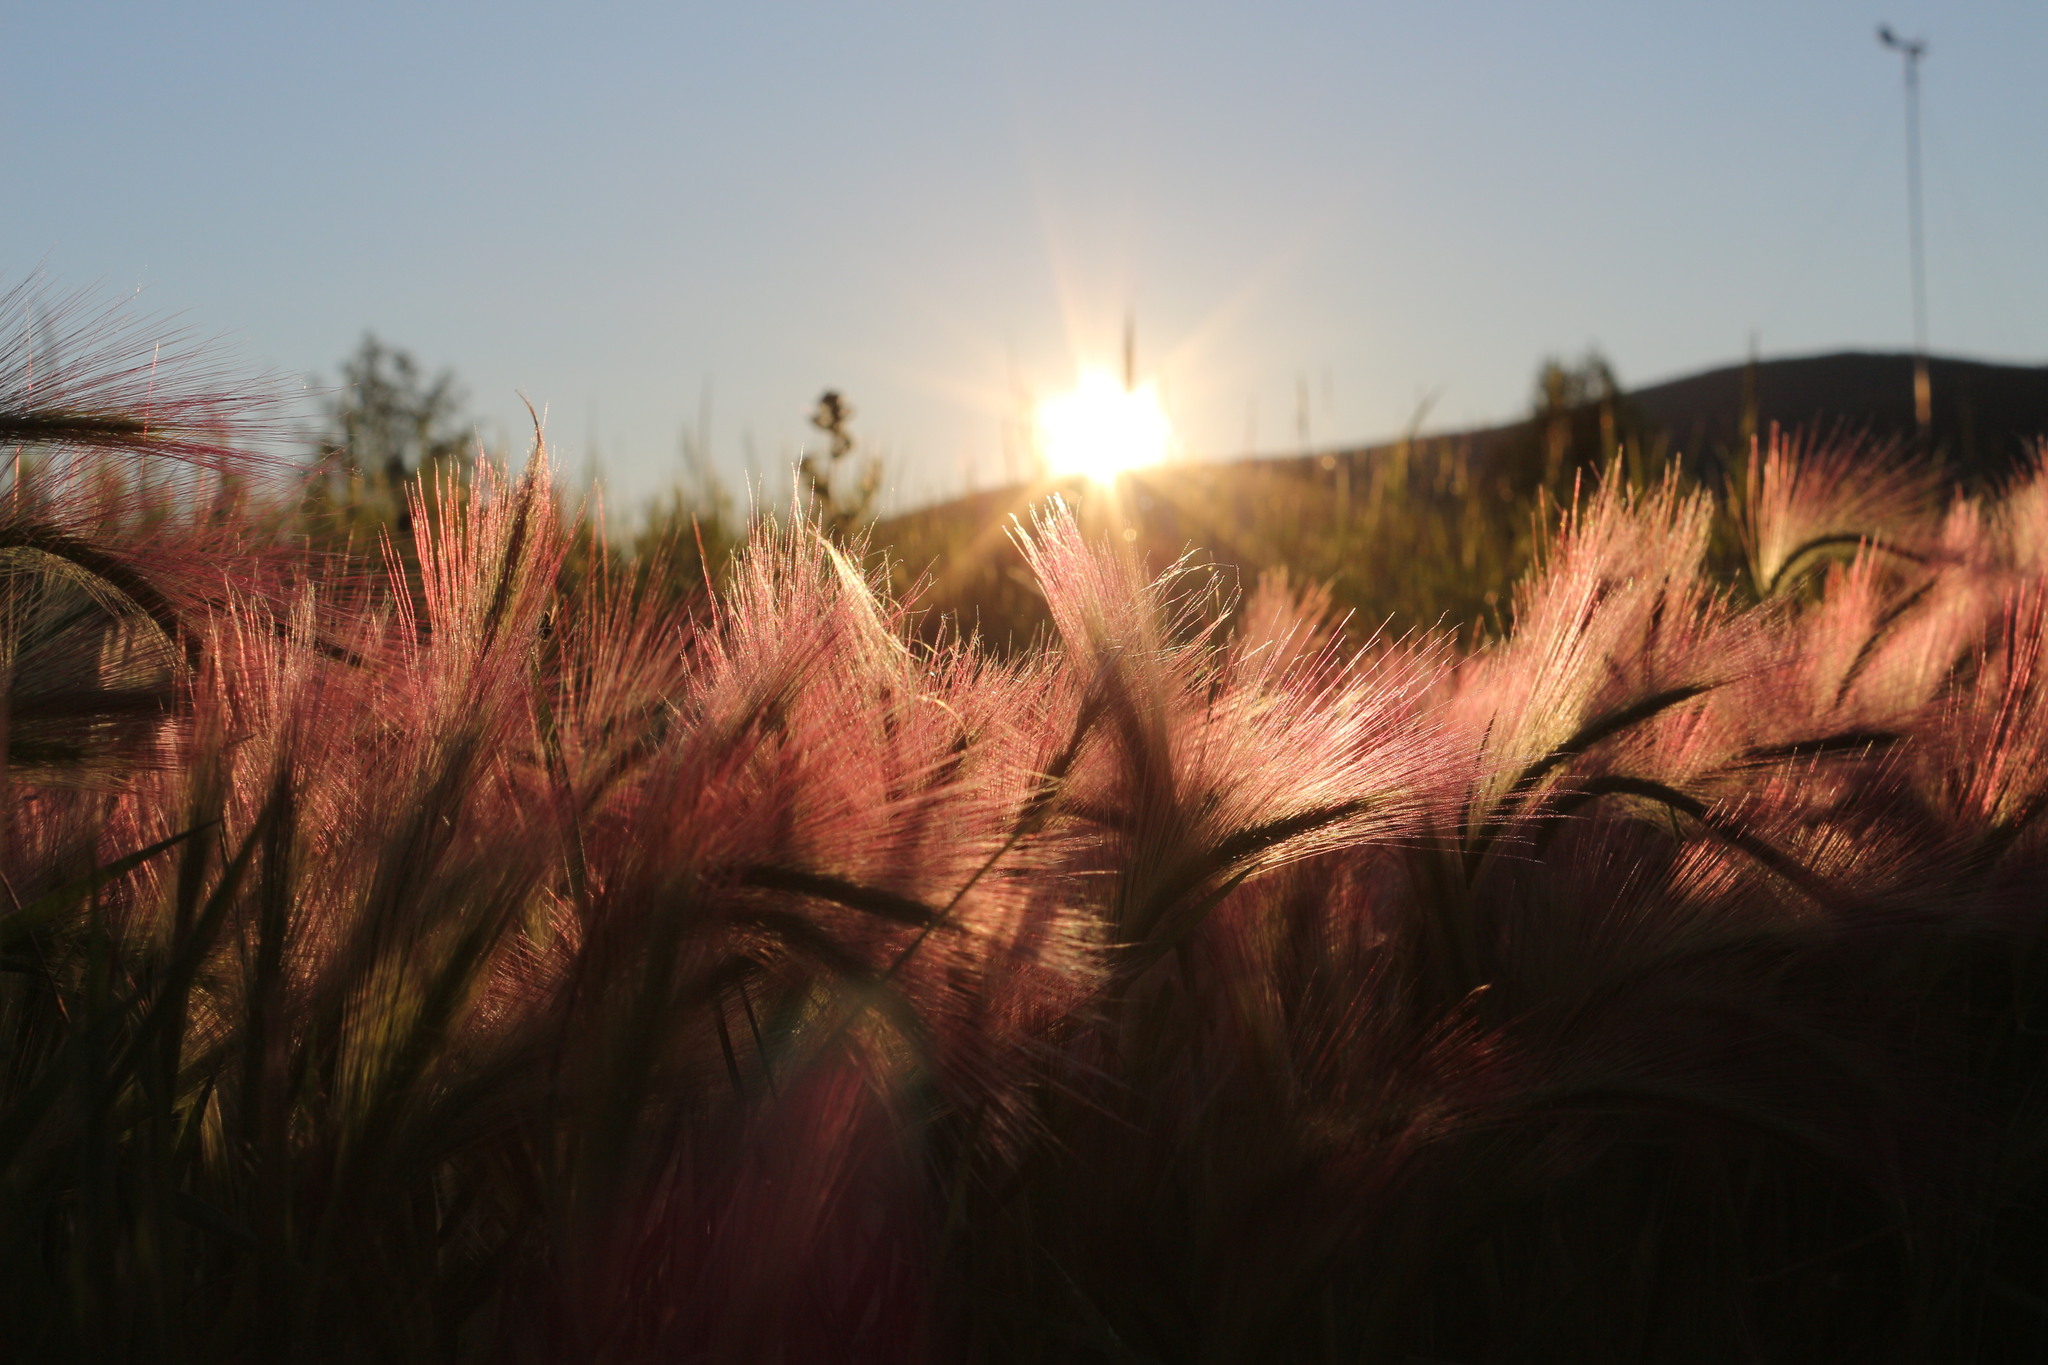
left=1037, top=369, right=1171, bottom=483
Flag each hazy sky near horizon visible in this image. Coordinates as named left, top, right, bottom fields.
left=5, top=1, right=2045, bottom=509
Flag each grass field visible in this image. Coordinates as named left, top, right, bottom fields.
left=6, top=306, right=2048, bottom=1362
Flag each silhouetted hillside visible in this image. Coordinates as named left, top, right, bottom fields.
left=1296, top=350, right=2048, bottom=486
left=876, top=351, right=2048, bottom=647
left=1632, top=351, right=2048, bottom=478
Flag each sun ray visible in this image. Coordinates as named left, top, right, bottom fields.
left=1037, top=369, right=1171, bottom=483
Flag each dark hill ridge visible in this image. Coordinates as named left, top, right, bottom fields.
left=1631, top=352, right=2048, bottom=475
left=900, top=352, right=2048, bottom=528
left=876, top=351, right=2048, bottom=647
left=1288, top=351, right=2048, bottom=487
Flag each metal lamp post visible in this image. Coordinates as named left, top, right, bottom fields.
left=1878, top=25, right=1931, bottom=434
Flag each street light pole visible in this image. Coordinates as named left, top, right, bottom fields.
left=1878, top=25, right=1931, bottom=433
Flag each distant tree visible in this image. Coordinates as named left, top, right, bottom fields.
left=320, top=334, right=472, bottom=483
left=1516, top=349, right=1661, bottom=495
left=303, top=335, right=476, bottom=543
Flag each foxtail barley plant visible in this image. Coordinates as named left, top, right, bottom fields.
left=2, top=286, right=2047, bottom=1361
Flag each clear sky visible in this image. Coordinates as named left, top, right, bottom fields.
left=5, top=1, right=2044, bottom=511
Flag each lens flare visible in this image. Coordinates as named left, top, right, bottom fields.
left=1037, top=369, right=1170, bottom=483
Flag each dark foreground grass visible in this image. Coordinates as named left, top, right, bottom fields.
left=4, top=303, right=2048, bottom=1362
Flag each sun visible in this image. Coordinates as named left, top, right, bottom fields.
left=1037, top=368, right=1171, bottom=483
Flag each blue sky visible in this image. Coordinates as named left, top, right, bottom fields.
left=4, top=1, right=2043, bottom=510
